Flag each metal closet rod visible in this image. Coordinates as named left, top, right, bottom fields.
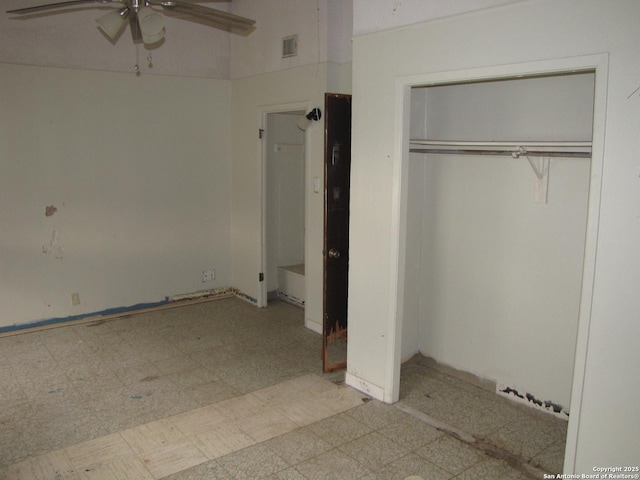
left=409, top=140, right=592, bottom=158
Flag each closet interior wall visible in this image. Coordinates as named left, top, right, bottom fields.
left=403, top=72, right=595, bottom=412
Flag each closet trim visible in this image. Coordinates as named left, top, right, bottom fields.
left=384, top=53, right=609, bottom=474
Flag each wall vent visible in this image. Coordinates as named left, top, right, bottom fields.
left=282, top=35, right=298, bottom=58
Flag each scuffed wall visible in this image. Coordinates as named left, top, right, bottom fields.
left=0, top=63, right=232, bottom=329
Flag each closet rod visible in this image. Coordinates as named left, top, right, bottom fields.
left=409, top=148, right=591, bottom=158
left=409, top=140, right=592, bottom=158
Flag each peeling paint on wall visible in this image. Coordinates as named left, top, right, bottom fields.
left=42, top=229, right=64, bottom=259
left=498, top=384, right=569, bottom=418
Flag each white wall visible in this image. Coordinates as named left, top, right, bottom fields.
left=353, top=0, right=524, bottom=35
left=348, top=0, right=640, bottom=471
left=421, top=74, right=595, bottom=141
left=413, top=154, right=589, bottom=408
left=0, top=63, right=232, bottom=329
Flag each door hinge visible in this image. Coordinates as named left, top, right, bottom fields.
left=259, top=128, right=264, bottom=139
left=259, top=272, right=264, bottom=282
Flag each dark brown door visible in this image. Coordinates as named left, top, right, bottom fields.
left=322, top=93, right=352, bottom=372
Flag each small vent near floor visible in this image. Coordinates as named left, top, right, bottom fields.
left=282, top=35, right=298, bottom=57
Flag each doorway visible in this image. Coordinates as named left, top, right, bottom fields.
left=263, top=110, right=307, bottom=309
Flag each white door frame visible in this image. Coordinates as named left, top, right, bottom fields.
left=258, top=102, right=309, bottom=308
left=388, top=54, right=608, bottom=473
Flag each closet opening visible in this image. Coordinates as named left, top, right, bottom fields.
left=401, top=69, right=596, bottom=426
left=263, top=110, right=307, bottom=309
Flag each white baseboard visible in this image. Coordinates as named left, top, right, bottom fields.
left=345, top=372, right=386, bottom=402
left=305, top=318, right=322, bottom=334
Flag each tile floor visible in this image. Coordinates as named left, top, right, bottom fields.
left=0, top=297, right=567, bottom=479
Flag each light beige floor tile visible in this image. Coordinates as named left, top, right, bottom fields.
left=212, top=393, right=271, bottom=422
left=137, top=440, right=208, bottom=479
left=120, top=419, right=186, bottom=456
left=238, top=408, right=300, bottom=442
left=190, top=423, right=256, bottom=459
left=65, top=432, right=134, bottom=470
left=2, top=449, right=75, bottom=480
left=315, top=385, right=366, bottom=413
left=168, top=404, right=232, bottom=436
left=252, top=374, right=335, bottom=405
left=250, top=378, right=310, bottom=406
left=274, top=391, right=342, bottom=426
left=79, top=455, right=155, bottom=480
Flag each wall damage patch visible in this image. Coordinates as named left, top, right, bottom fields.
left=45, top=205, right=58, bottom=217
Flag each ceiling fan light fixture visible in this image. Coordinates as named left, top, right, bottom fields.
left=138, top=6, right=165, bottom=45
left=95, top=8, right=129, bottom=40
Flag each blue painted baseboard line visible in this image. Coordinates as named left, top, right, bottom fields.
left=0, top=300, right=169, bottom=335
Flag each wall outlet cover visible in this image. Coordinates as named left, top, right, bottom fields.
left=202, top=269, right=215, bottom=282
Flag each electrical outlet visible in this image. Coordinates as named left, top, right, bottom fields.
left=71, top=292, right=80, bottom=306
left=202, top=269, right=215, bottom=282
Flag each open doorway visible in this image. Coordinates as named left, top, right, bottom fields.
left=388, top=55, right=608, bottom=472
left=263, top=110, right=307, bottom=309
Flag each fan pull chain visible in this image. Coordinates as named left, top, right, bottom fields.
left=147, top=53, right=153, bottom=68
left=134, top=43, right=141, bottom=76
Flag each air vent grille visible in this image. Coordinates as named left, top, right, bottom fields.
left=282, top=35, right=298, bottom=58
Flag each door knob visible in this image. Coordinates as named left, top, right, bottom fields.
left=328, top=248, right=341, bottom=258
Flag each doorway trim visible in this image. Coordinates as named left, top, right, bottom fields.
left=388, top=53, right=608, bottom=473
left=258, top=102, right=310, bottom=309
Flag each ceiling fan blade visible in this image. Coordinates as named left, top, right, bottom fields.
left=148, top=0, right=255, bottom=32
left=7, top=0, right=121, bottom=15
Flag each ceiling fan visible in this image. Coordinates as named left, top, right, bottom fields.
left=6, top=0, right=256, bottom=46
